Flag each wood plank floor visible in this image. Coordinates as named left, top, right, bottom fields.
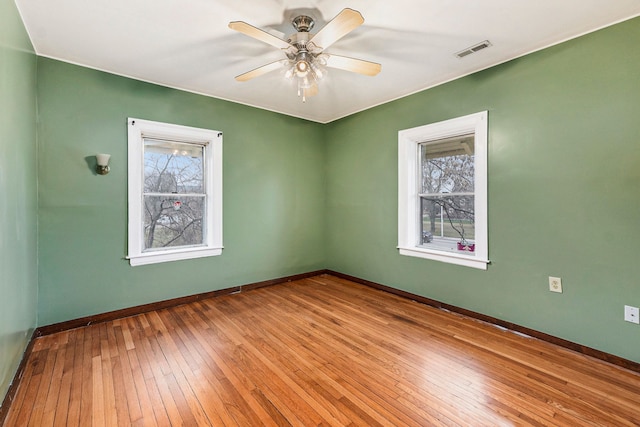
left=4, top=274, right=640, bottom=426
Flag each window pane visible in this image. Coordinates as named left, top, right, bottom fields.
left=421, top=196, right=475, bottom=247
left=144, top=139, right=204, bottom=194
left=143, top=195, right=205, bottom=250
left=420, top=135, right=474, bottom=194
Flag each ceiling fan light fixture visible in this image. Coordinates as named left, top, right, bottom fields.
left=296, top=68, right=315, bottom=97
left=295, top=59, right=310, bottom=75
left=310, top=62, right=324, bottom=79
left=312, top=53, right=327, bottom=76
left=293, top=50, right=312, bottom=75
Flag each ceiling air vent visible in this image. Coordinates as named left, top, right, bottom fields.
left=455, top=40, right=492, bottom=59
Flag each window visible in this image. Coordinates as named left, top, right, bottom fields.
left=127, top=118, right=222, bottom=266
left=398, top=111, right=488, bottom=269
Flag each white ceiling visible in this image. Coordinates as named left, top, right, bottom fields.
left=16, top=0, right=640, bottom=123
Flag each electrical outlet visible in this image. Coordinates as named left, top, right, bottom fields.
left=549, top=276, right=562, bottom=293
left=624, top=305, right=640, bottom=324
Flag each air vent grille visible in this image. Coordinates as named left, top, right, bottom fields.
left=455, top=40, right=492, bottom=59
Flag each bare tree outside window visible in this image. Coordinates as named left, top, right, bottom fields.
left=419, top=135, right=475, bottom=246
left=143, top=139, right=205, bottom=250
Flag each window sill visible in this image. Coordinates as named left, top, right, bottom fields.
left=398, top=246, right=489, bottom=270
left=128, top=247, right=223, bottom=266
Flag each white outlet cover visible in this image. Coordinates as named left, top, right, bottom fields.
left=624, top=305, right=640, bottom=324
left=549, top=276, right=562, bottom=293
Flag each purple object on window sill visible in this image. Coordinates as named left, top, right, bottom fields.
left=457, top=242, right=475, bottom=252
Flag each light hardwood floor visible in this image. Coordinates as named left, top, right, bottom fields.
left=4, top=274, right=640, bottom=426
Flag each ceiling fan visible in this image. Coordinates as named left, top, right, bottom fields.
left=229, top=8, right=381, bottom=102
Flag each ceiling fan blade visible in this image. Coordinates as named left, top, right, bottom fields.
left=229, top=21, right=292, bottom=50
left=325, top=55, right=381, bottom=76
left=235, top=60, right=285, bottom=82
left=309, top=8, right=364, bottom=51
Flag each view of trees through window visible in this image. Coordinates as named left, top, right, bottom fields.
left=143, top=139, right=205, bottom=250
left=419, top=134, right=475, bottom=248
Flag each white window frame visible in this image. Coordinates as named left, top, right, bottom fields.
left=127, top=118, right=223, bottom=266
left=398, top=111, right=489, bottom=270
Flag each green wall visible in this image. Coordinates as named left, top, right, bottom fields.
left=326, top=17, right=640, bottom=362
left=36, top=58, right=326, bottom=325
left=0, top=0, right=38, bottom=401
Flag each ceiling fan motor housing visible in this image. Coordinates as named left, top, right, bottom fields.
left=292, top=15, right=314, bottom=32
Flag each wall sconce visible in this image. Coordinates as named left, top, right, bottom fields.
left=95, top=153, right=111, bottom=175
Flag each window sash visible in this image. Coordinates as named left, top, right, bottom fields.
left=142, top=194, right=207, bottom=251
left=143, top=138, right=206, bottom=195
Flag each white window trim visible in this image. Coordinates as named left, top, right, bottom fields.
left=127, top=118, right=223, bottom=266
left=398, top=111, right=489, bottom=270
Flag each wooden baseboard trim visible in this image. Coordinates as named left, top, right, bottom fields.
left=0, top=330, right=37, bottom=426
left=327, top=270, right=640, bottom=374
left=35, top=269, right=328, bottom=337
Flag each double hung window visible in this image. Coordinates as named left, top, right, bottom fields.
left=398, top=111, right=488, bottom=269
left=127, top=118, right=222, bottom=266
